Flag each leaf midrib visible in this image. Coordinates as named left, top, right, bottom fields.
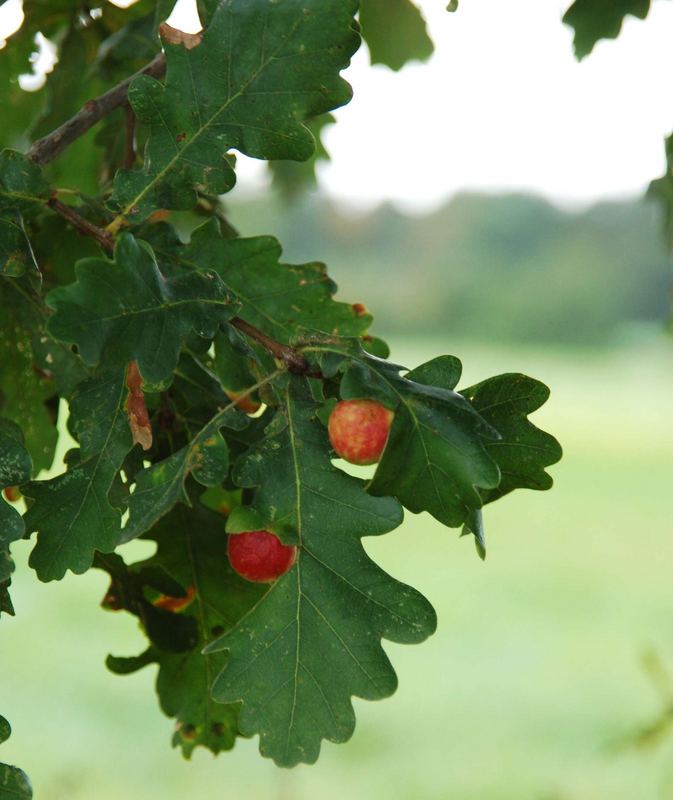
left=56, top=296, right=230, bottom=331
left=284, top=392, right=303, bottom=757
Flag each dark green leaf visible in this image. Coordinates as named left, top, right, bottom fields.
left=461, top=373, right=562, bottom=504
left=0, top=419, right=33, bottom=616
left=106, top=649, right=158, bottom=675
left=0, top=761, right=32, bottom=798
left=23, top=370, right=133, bottom=581
left=29, top=214, right=101, bottom=287
left=172, top=352, right=232, bottom=416
left=99, top=0, right=166, bottom=33
left=109, top=0, right=359, bottom=227
left=0, top=279, right=58, bottom=473
left=153, top=219, right=372, bottom=342
left=46, top=234, right=237, bottom=384
left=313, top=344, right=501, bottom=528
left=563, top=0, right=651, bottom=59
left=361, top=335, right=390, bottom=359
left=30, top=332, right=89, bottom=402
left=405, top=354, right=463, bottom=391
left=0, top=151, right=50, bottom=209
left=0, top=214, right=36, bottom=279
left=207, top=377, right=435, bottom=766
left=360, top=0, right=434, bottom=71
left=1, top=0, right=163, bottom=185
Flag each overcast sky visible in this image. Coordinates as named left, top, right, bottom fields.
left=3, top=0, right=673, bottom=211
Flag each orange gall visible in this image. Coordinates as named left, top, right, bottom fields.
left=327, top=399, right=394, bottom=465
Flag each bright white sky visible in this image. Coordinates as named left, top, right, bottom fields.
left=3, top=0, right=673, bottom=211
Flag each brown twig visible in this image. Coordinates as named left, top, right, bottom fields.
left=28, top=52, right=166, bottom=166
left=123, top=104, right=137, bottom=170
left=48, top=198, right=114, bottom=253
left=230, top=317, right=321, bottom=377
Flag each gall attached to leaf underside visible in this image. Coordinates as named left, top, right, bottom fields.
left=328, top=399, right=394, bottom=465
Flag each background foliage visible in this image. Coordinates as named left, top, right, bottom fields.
left=228, top=192, right=672, bottom=344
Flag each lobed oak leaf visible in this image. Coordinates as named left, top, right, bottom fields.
left=207, top=377, right=436, bottom=766
left=150, top=219, right=372, bottom=343
left=109, top=0, right=359, bottom=228
left=460, top=373, right=563, bottom=504
left=46, top=234, right=237, bottom=384
left=0, top=279, right=61, bottom=473
left=23, top=370, right=133, bottom=581
left=311, top=342, right=502, bottom=528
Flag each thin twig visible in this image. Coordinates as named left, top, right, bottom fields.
left=123, top=104, right=137, bottom=170
left=48, top=198, right=114, bottom=252
left=230, top=317, right=321, bottom=377
left=28, top=53, right=166, bottom=166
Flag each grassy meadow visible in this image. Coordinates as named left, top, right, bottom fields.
left=2, top=335, right=673, bottom=799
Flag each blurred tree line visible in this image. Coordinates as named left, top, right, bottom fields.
left=228, top=192, right=672, bottom=345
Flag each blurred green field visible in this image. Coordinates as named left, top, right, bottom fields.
left=2, top=336, right=673, bottom=800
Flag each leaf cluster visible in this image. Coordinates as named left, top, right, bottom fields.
left=0, top=0, right=561, bottom=771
